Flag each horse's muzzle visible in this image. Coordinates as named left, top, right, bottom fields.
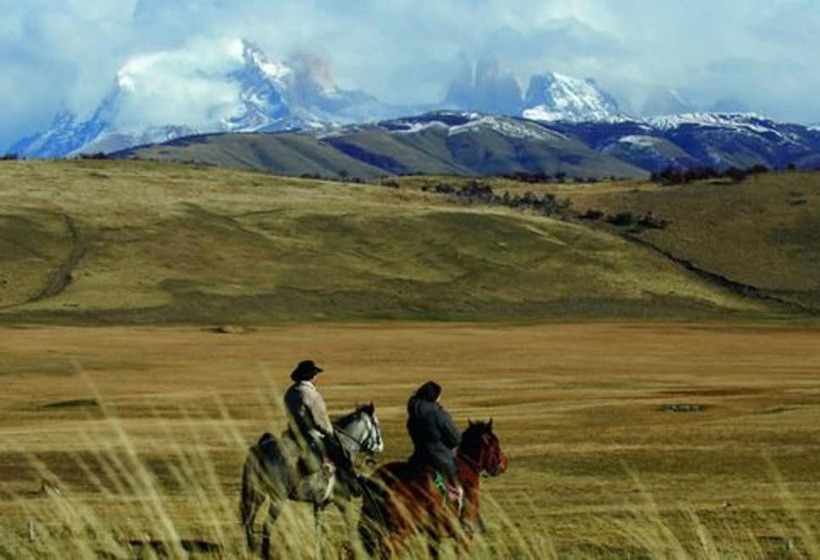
left=487, top=453, right=509, bottom=476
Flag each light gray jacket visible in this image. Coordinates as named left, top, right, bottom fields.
left=284, top=380, right=334, bottom=440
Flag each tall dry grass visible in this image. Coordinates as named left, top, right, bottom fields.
left=1, top=389, right=817, bottom=558
left=1, top=322, right=819, bottom=558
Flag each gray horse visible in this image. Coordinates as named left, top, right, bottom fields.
left=240, top=403, right=384, bottom=558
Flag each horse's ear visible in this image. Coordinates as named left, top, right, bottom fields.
left=468, top=419, right=474, bottom=427
left=488, top=418, right=493, bottom=430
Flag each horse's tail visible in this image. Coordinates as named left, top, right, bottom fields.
left=240, top=446, right=259, bottom=549
left=240, top=433, right=277, bottom=550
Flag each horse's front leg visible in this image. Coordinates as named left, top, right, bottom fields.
left=261, top=517, right=272, bottom=560
left=427, top=538, right=442, bottom=560
left=475, top=513, right=487, bottom=534
left=460, top=487, right=485, bottom=535
left=460, top=502, right=476, bottom=534
left=313, top=504, right=323, bottom=558
left=334, top=497, right=360, bottom=555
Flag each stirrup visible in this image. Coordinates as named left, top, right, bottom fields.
left=432, top=471, right=462, bottom=511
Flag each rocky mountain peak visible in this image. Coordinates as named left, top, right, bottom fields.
left=444, top=54, right=523, bottom=116
left=522, top=72, right=621, bottom=122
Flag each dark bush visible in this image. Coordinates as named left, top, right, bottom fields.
left=607, top=212, right=636, bottom=226
left=637, top=211, right=669, bottom=229
left=579, top=209, right=604, bottom=220
left=722, top=167, right=747, bottom=183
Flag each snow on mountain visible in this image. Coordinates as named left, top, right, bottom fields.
left=540, top=108, right=820, bottom=172
left=646, top=112, right=777, bottom=133
left=10, top=41, right=820, bottom=173
left=384, top=111, right=569, bottom=143
left=447, top=114, right=569, bottom=142
left=443, top=59, right=626, bottom=123
left=522, top=72, right=622, bottom=122
left=12, top=39, right=405, bottom=158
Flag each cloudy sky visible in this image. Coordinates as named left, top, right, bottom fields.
left=2, top=0, right=819, bottom=151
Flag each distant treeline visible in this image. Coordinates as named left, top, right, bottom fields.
left=415, top=179, right=670, bottom=232
left=650, top=163, right=787, bottom=185
left=419, top=180, right=572, bottom=217
left=498, top=171, right=626, bottom=184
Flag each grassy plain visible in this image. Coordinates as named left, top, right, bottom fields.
left=1, top=322, right=819, bottom=558
left=1, top=160, right=819, bottom=557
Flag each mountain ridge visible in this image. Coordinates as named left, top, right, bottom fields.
left=112, top=110, right=820, bottom=180
left=9, top=40, right=820, bottom=176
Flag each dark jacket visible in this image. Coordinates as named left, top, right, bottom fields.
left=406, top=396, right=461, bottom=476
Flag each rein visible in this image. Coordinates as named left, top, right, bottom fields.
left=457, top=448, right=483, bottom=472
left=334, top=413, right=379, bottom=454
left=458, top=431, right=501, bottom=475
left=335, top=424, right=367, bottom=448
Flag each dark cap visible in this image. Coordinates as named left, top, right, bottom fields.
left=290, top=360, right=323, bottom=382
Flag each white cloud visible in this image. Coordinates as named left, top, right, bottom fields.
left=1, top=0, right=819, bottom=151
left=113, top=38, right=244, bottom=129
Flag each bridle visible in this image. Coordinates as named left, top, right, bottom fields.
left=458, top=431, right=504, bottom=476
left=334, top=409, right=384, bottom=457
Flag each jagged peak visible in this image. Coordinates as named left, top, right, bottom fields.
left=522, top=71, right=621, bottom=122
left=228, top=38, right=292, bottom=82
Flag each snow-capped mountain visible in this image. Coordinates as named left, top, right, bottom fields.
left=546, top=111, right=820, bottom=172
left=14, top=48, right=631, bottom=158
left=443, top=58, right=625, bottom=123
left=522, top=72, right=623, bottom=122
left=113, top=107, right=820, bottom=181
left=11, top=40, right=405, bottom=158
left=11, top=41, right=820, bottom=173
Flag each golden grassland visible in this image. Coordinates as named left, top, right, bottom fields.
left=1, top=322, right=819, bottom=558
left=394, top=171, right=820, bottom=311
left=1, top=160, right=819, bottom=557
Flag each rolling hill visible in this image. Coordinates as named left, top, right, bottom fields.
left=114, top=113, right=649, bottom=181
left=0, top=159, right=817, bottom=324
left=112, top=111, right=820, bottom=183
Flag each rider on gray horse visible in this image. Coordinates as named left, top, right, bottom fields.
left=283, top=360, right=355, bottom=485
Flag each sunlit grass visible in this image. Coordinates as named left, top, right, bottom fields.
left=1, top=322, right=819, bottom=558
left=4, top=159, right=811, bottom=324
left=1, top=393, right=818, bottom=558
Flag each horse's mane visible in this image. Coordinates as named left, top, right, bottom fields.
left=459, top=420, right=494, bottom=456
left=334, top=402, right=375, bottom=429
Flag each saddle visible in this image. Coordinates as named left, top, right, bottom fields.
left=255, top=432, right=335, bottom=504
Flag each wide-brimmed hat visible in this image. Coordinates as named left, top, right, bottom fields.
left=290, top=360, right=323, bottom=382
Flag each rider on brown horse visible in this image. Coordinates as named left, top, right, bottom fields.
left=406, top=380, right=463, bottom=511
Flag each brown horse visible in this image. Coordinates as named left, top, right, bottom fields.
left=357, top=419, right=508, bottom=559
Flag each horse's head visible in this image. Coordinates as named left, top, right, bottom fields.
left=460, top=419, right=508, bottom=477
left=334, top=402, right=384, bottom=457
left=328, top=403, right=384, bottom=500
left=357, top=402, right=385, bottom=456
